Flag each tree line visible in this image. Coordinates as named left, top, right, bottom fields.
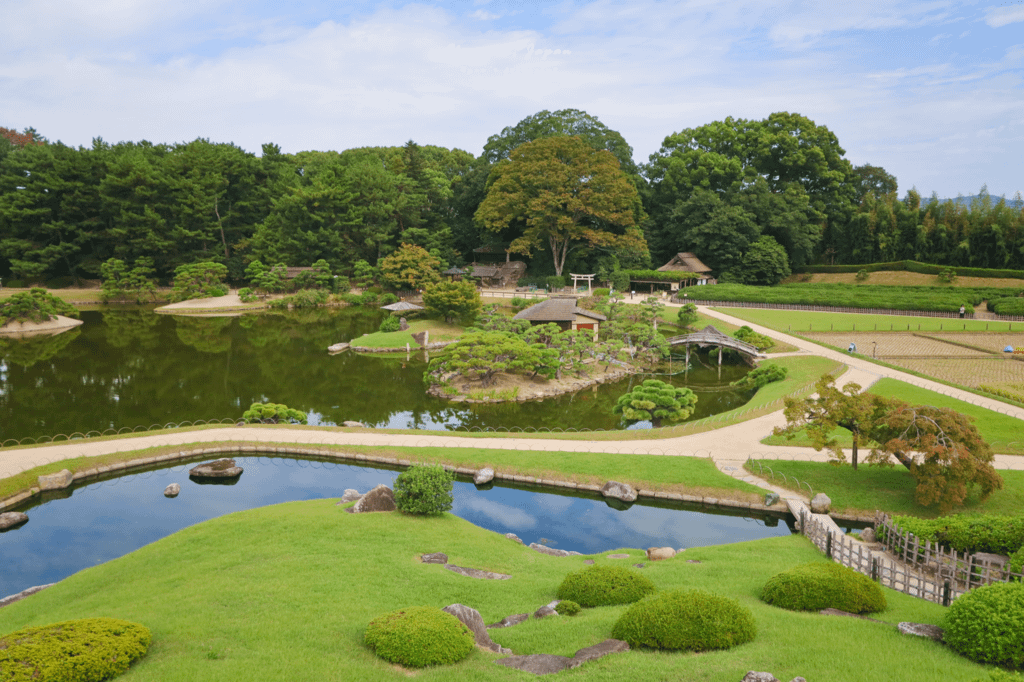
left=2, top=111, right=1023, bottom=288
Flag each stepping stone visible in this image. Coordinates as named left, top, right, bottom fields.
left=606, top=553, right=630, bottom=559
left=445, top=565, right=511, bottom=580
left=898, top=622, right=945, bottom=641
left=488, top=613, right=529, bottom=629
left=421, top=552, right=448, bottom=564
left=529, top=543, right=581, bottom=557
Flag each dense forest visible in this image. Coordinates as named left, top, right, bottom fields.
left=2, top=110, right=1023, bottom=287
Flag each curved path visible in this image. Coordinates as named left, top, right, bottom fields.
left=2, top=304, right=1022, bottom=505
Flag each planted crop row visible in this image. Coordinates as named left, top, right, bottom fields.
left=796, top=260, right=1024, bottom=280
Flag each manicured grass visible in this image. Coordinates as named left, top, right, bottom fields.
left=0, top=503, right=992, bottom=681
left=760, top=378, right=1024, bottom=456
left=352, top=319, right=465, bottom=349
left=712, top=307, right=1020, bottom=333
left=745, top=460, right=1024, bottom=519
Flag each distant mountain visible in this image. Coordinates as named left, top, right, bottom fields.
left=926, top=194, right=1023, bottom=208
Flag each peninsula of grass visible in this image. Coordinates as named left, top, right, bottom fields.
left=0, top=502, right=995, bottom=681
left=744, top=461, right=1024, bottom=519
left=711, top=307, right=1020, bottom=333
left=760, top=378, right=1024, bottom=456
left=351, top=319, right=464, bottom=349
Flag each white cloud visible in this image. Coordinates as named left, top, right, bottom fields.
left=471, top=9, right=500, bottom=20
left=986, top=5, right=1024, bottom=27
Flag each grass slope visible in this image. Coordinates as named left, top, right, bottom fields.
left=0, top=504, right=994, bottom=682
left=352, top=319, right=464, bottom=349
left=713, top=307, right=1021, bottom=333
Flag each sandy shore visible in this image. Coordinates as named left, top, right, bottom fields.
left=0, top=315, right=84, bottom=339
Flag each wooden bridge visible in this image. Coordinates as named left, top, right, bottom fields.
left=665, top=325, right=762, bottom=365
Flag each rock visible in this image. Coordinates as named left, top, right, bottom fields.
left=600, top=480, right=637, bottom=503
left=742, top=673, right=779, bottom=682
left=646, top=547, right=676, bottom=561
left=505, top=533, right=524, bottom=544
left=443, top=604, right=511, bottom=654
left=898, top=622, right=945, bottom=642
left=488, top=613, right=529, bottom=629
left=163, top=483, right=180, bottom=498
left=189, top=458, right=243, bottom=479
left=327, top=342, right=349, bottom=352
left=37, top=469, right=73, bottom=491
left=583, top=559, right=595, bottom=565
left=337, top=489, right=361, bottom=505
left=529, top=543, right=581, bottom=557
left=810, top=492, right=832, bottom=514
left=474, top=467, right=495, bottom=485
left=533, top=606, right=558, bottom=619
left=859, top=527, right=876, bottom=543
left=0, top=512, right=29, bottom=531
left=764, top=492, right=780, bottom=506
left=633, top=563, right=645, bottom=569
left=411, top=330, right=429, bottom=347
left=0, top=583, right=55, bottom=608
left=421, top=552, right=448, bottom=564
left=687, top=560, right=702, bottom=564
left=819, top=608, right=886, bottom=624
left=606, top=553, right=630, bottom=559
left=399, top=317, right=410, bottom=331
left=350, top=484, right=395, bottom=513
left=569, top=639, right=629, bottom=668
left=445, top=565, right=511, bottom=580
left=496, top=654, right=572, bottom=675
left=342, top=420, right=365, bottom=428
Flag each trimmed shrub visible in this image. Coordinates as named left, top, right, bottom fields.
left=795, top=260, right=1024, bottom=280
left=612, top=590, right=756, bottom=652
left=887, top=514, right=1024, bottom=556
left=944, top=582, right=1024, bottom=669
left=556, top=565, right=655, bottom=607
left=855, top=269, right=869, bottom=282
left=0, top=288, right=80, bottom=326
left=238, top=287, right=259, bottom=303
left=592, top=288, right=611, bottom=297
left=378, top=315, right=401, bottom=333
left=241, top=402, right=308, bottom=425
left=545, top=275, right=566, bottom=291
left=380, top=293, right=399, bottom=305
left=1010, top=547, right=1024, bottom=576
left=364, top=606, right=474, bottom=668
left=732, top=363, right=788, bottom=391
left=393, top=464, right=454, bottom=515
left=554, top=600, right=581, bottom=616
left=733, top=325, right=774, bottom=351
left=990, top=297, right=1024, bottom=316
left=760, top=562, right=887, bottom=614
left=0, top=617, right=151, bottom=682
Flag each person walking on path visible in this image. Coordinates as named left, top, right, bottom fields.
left=959, top=304, right=966, bottom=319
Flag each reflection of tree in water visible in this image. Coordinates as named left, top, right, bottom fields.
left=102, top=309, right=160, bottom=349
left=175, top=316, right=233, bottom=353
left=0, top=329, right=81, bottom=368
left=239, top=307, right=382, bottom=349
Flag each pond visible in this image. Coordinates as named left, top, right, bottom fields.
left=0, top=455, right=793, bottom=597
left=0, top=307, right=755, bottom=441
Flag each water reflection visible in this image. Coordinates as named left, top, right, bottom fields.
left=0, top=456, right=792, bottom=597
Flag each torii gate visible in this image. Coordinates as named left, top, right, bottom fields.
left=570, top=273, right=594, bottom=294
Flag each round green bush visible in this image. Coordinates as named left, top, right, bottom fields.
left=393, top=464, right=454, bottom=515
left=944, top=582, right=1024, bottom=669
left=554, top=600, right=581, bottom=616
left=0, top=617, right=151, bottom=682
left=364, top=606, right=474, bottom=668
left=971, top=672, right=1024, bottom=682
left=612, top=589, right=756, bottom=651
left=378, top=314, right=401, bottom=333
left=760, top=561, right=887, bottom=614
left=556, top=565, right=655, bottom=608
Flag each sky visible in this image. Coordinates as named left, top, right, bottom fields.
left=2, top=0, right=1022, bottom=199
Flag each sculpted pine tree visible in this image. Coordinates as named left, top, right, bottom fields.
left=424, top=331, right=550, bottom=388
left=475, top=136, right=646, bottom=278
left=613, top=379, right=697, bottom=428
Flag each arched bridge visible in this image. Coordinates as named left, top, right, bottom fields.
left=665, top=325, right=762, bottom=365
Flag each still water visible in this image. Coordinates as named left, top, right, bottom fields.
left=0, top=307, right=754, bottom=440
left=0, top=455, right=792, bottom=597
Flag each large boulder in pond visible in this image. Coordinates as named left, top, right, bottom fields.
left=189, top=458, right=243, bottom=479
left=601, top=481, right=637, bottom=503
left=350, top=484, right=395, bottom=513
left=37, top=469, right=73, bottom=491
left=0, top=512, right=29, bottom=531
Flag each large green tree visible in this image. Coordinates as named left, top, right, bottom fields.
left=613, top=379, right=698, bottom=428
left=476, top=136, right=646, bottom=278
left=421, top=280, right=481, bottom=323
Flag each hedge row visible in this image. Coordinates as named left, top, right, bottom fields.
left=796, top=260, right=1024, bottom=280
left=620, top=269, right=696, bottom=283
left=886, top=514, right=1024, bottom=556
left=990, top=297, right=1024, bottom=316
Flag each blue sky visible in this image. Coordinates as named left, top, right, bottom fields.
left=2, top=0, right=1022, bottom=198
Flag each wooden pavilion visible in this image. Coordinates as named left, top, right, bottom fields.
left=513, top=297, right=606, bottom=341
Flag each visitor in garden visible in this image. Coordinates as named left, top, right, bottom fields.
left=959, top=304, right=965, bottom=318
left=848, top=342, right=856, bottom=353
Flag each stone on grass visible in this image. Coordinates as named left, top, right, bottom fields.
left=898, top=622, right=944, bottom=642
left=350, top=484, right=395, bottom=513
left=163, top=483, right=180, bottom=498
left=474, top=468, right=495, bottom=485
left=189, top=459, right=243, bottom=479
left=529, top=543, right=581, bottom=557
left=443, top=603, right=511, bottom=654
left=399, top=317, right=410, bottom=331
left=421, top=552, right=448, bottom=564
left=37, top=469, right=73, bottom=491
left=505, top=533, right=523, bottom=544
left=0, top=512, right=29, bottom=531
left=810, top=492, right=831, bottom=514
left=600, top=481, right=637, bottom=503
left=569, top=639, right=629, bottom=668
left=496, top=654, right=572, bottom=675
left=607, top=553, right=630, bottom=559
left=764, top=492, right=780, bottom=506
left=646, top=547, right=676, bottom=561
left=533, top=606, right=558, bottom=619
left=859, top=527, right=876, bottom=543
left=583, top=559, right=595, bottom=565
left=342, top=420, right=365, bottom=428
left=742, top=673, right=779, bottom=682
left=445, top=565, right=511, bottom=580
left=339, top=489, right=362, bottom=503
left=488, top=613, right=529, bottom=629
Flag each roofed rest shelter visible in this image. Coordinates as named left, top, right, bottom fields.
left=513, top=297, right=607, bottom=341
left=656, top=252, right=715, bottom=288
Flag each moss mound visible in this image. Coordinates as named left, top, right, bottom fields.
left=0, top=617, right=151, bottom=682
left=944, top=582, right=1024, bottom=669
left=760, top=561, right=887, bottom=614
left=554, top=600, right=580, bottom=616
left=612, top=589, right=756, bottom=651
left=364, top=606, right=474, bottom=668
left=556, top=565, right=655, bottom=608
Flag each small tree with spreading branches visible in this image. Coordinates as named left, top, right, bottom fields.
left=613, top=379, right=698, bottom=428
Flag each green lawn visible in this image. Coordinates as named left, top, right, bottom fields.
left=351, top=319, right=465, bottom=349
left=711, top=307, right=1020, bottom=333
left=761, top=378, right=1024, bottom=456
left=746, top=460, right=1024, bottom=519
left=0, top=503, right=994, bottom=681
